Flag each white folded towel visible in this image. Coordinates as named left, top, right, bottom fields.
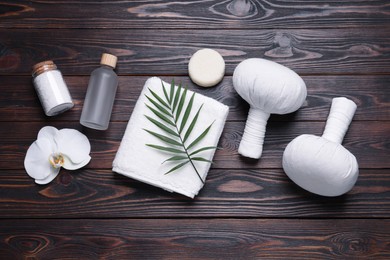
left=113, top=77, right=229, bottom=198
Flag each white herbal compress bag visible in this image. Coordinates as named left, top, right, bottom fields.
left=283, top=97, right=359, bottom=196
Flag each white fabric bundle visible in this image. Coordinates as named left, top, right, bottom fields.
left=232, top=58, right=307, bottom=159
left=113, top=77, right=229, bottom=198
left=282, top=97, right=358, bottom=196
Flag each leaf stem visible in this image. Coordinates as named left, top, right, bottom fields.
left=146, top=81, right=209, bottom=184
left=165, top=83, right=205, bottom=184
left=187, top=154, right=204, bottom=184
left=170, top=103, right=205, bottom=184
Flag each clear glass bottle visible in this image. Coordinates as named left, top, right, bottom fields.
left=80, top=53, right=118, bottom=130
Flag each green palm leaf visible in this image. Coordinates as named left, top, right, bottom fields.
left=146, top=105, right=174, bottom=126
left=190, top=157, right=213, bottom=163
left=172, top=82, right=181, bottom=112
left=189, top=146, right=217, bottom=156
left=162, top=155, right=188, bottom=164
left=145, top=95, right=171, bottom=117
left=183, top=104, right=203, bottom=143
left=162, top=81, right=170, bottom=104
left=146, top=144, right=185, bottom=154
left=148, top=88, right=170, bottom=109
left=164, top=160, right=190, bottom=175
left=179, top=92, right=195, bottom=133
left=187, top=121, right=214, bottom=150
left=145, top=115, right=179, bottom=137
left=143, top=129, right=182, bottom=146
left=175, top=87, right=187, bottom=124
left=144, top=79, right=218, bottom=184
left=169, top=79, right=175, bottom=104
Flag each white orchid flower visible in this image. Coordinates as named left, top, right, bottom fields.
left=24, top=126, right=91, bottom=184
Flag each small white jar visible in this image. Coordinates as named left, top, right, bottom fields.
left=32, top=60, right=74, bottom=116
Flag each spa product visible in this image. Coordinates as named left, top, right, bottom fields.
left=24, top=126, right=91, bottom=185
left=282, top=97, right=359, bottom=197
left=143, top=80, right=218, bottom=184
left=80, top=53, right=118, bottom=130
left=188, top=48, right=225, bottom=87
left=32, top=60, right=74, bottom=116
left=232, top=58, right=307, bottom=159
left=113, top=77, right=229, bottom=198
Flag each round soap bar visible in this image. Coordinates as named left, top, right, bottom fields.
left=188, top=48, right=225, bottom=87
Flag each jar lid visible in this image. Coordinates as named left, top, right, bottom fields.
left=32, top=60, right=54, bottom=71
left=32, top=60, right=57, bottom=77
left=100, top=53, right=117, bottom=68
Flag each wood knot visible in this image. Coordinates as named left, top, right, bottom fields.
left=265, top=33, right=294, bottom=58
left=5, top=235, right=49, bottom=256
left=331, top=232, right=373, bottom=256
left=59, top=171, right=73, bottom=185
left=0, top=3, right=34, bottom=18
left=0, top=43, right=19, bottom=71
left=227, top=0, right=255, bottom=17
left=218, top=180, right=263, bottom=193
left=347, top=44, right=380, bottom=57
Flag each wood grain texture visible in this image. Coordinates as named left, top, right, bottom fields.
left=0, top=0, right=389, bottom=29
left=0, top=28, right=389, bottom=75
left=0, top=0, right=389, bottom=257
left=0, top=219, right=389, bottom=259
left=0, top=75, right=389, bottom=122
left=0, top=121, right=388, bottom=170
left=0, top=169, right=389, bottom=218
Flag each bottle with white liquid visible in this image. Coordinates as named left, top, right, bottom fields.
left=80, top=53, right=118, bottom=130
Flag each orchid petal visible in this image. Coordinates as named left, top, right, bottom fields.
left=24, top=138, right=57, bottom=180
left=62, top=155, right=91, bottom=170
left=34, top=168, right=60, bottom=185
left=37, top=126, right=59, bottom=144
left=56, top=129, right=91, bottom=164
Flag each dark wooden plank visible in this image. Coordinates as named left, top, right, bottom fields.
left=0, top=168, right=389, bottom=218
left=1, top=28, right=389, bottom=75
left=0, top=0, right=389, bottom=29
left=0, top=219, right=389, bottom=259
left=0, top=121, right=388, bottom=170
left=0, top=1, right=388, bottom=258
left=0, top=75, right=388, bottom=122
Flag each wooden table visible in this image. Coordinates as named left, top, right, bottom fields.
left=1, top=1, right=389, bottom=259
